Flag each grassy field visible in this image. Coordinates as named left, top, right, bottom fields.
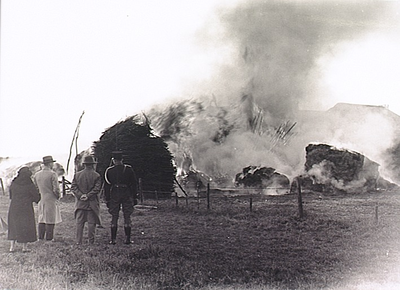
left=0, top=189, right=400, bottom=290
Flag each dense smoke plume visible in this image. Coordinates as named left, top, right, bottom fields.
left=149, top=1, right=396, bottom=185
left=201, top=1, right=388, bottom=115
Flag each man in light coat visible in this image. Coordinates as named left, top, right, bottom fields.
left=71, top=155, right=102, bottom=245
left=33, top=155, right=62, bottom=241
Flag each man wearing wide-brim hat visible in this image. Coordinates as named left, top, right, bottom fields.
left=104, top=151, right=138, bottom=245
left=71, top=155, right=102, bottom=245
left=33, top=155, right=62, bottom=241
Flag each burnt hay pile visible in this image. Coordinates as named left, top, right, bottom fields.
left=235, top=166, right=290, bottom=189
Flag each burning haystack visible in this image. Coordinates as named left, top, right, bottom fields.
left=235, top=165, right=290, bottom=195
left=302, top=143, right=381, bottom=194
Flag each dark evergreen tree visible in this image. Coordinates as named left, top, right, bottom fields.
left=93, top=115, right=176, bottom=198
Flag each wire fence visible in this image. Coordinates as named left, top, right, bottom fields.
left=61, top=175, right=392, bottom=224
left=136, top=177, right=305, bottom=217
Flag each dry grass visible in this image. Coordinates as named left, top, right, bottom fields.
left=0, top=190, right=400, bottom=290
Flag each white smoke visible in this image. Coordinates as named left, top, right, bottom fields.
left=148, top=1, right=398, bottom=184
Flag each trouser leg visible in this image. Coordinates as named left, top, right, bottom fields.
left=88, top=223, right=96, bottom=244
left=123, top=214, right=131, bottom=227
left=45, top=224, right=55, bottom=241
left=76, top=222, right=84, bottom=244
left=75, top=210, right=87, bottom=244
left=111, top=214, right=119, bottom=228
left=87, top=211, right=96, bottom=244
left=122, top=198, right=133, bottom=227
left=38, top=223, right=46, bottom=240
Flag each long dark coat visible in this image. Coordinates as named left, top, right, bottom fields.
left=8, top=172, right=41, bottom=243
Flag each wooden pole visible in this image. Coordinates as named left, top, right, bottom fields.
left=66, top=111, right=85, bottom=174
left=207, top=183, right=210, bottom=210
left=0, top=178, right=4, bottom=195
left=375, top=204, right=379, bottom=224
left=297, top=177, right=304, bottom=219
left=175, top=191, right=178, bottom=207
left=174, top=176, right=188, bottom=197
left=250, top=197, right=253, bottom=212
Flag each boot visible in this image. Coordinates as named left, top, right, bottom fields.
left=109, top=226, right=117, bottom=245
left=45, top=224, right=55, bottom=241
left=38, top=223, right=46, bottom=240
left=124, top=226, right=133, bottom=244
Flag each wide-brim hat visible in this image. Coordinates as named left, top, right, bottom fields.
left=82, top=155, right=97, bottom=164
left=42, top=155, right=56, bottom=164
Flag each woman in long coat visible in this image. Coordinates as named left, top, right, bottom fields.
left=8, top=166, right=41, bottom=252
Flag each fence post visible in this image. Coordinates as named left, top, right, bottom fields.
left=197, top=186, right=200, bottom=209
left=296, top=177, right=304, bottom=219
left=62, top=176, right=66, bottom=196
left=375, top=203, right=379, bottom=224
left=250, top=197, right=253, bottom=212
left=207, top=183, right=210, bottom=210
left=139, top=178, right=143, bottom=203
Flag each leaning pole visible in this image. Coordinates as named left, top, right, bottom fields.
left=66, top=111, right=85, bottom=174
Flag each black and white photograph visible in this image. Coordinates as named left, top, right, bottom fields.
left=1, top=0, right=400, bottom=289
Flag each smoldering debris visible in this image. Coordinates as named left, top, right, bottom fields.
left=235, top=166, right=290, bottom=189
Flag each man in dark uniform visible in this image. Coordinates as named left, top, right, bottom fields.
left=104, top=151, right=138, bottom=245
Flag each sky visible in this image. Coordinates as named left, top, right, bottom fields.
left=1, top=0, right=400, bottom=161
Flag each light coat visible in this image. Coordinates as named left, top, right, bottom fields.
left=33, top=167, right=62, bottom=224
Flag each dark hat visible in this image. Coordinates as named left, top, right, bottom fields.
left=82, top=155, right=97, bottom=164
left=18, top=166, right=32, bottom=176
left=112, top=151, right=123, bottom=160
left=42, top=155, right=56, bottom=164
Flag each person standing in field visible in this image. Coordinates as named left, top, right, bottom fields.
left=33, top=155, right=62, bottom=241
left=7, top=167, right=41, bottom=252
left=71, top=155, right=102, bottom=245
left=104, top=151, right=138, bottom=245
